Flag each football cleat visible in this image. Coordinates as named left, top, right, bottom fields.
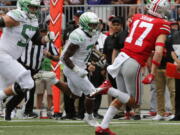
left=90, top=80, right=112, bottom=97
left=166, top=114, right=175, bottom=121
left=164, top=112, right=172, bottom=117
left=152, top=114, right=164, bottom=121
left=98, top=80, right=112, bottom=95
left=90, top=87, right=106, bottom=97
left=124, top=111, right=135, bottom=120
left=148, top=111, right=157, bottom=117
left=95, top=126, right=116, bottom=135
left=83, top=113, right=99, bottom=127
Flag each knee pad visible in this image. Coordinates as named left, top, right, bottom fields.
left=17, top=70, right=34, bottom=90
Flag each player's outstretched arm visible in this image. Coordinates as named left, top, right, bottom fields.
left=151, top=34, right=167, bottom=75
left=142, top=34, right=166, bottom=84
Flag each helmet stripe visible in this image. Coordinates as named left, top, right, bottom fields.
left=153, top=0, right=161, bottom=12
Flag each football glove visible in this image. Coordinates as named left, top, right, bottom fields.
left=33, top=71, right=58, bottom=84
left=73, top=65, right=88, bottom=78
left=89, top=48, right=107, bottom=68
left=142, top=73, right=155, bottom=84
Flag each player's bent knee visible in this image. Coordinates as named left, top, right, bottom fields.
left=17, top=70, right=34, bottom=90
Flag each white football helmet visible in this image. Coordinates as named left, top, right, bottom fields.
left=79, top=12, right=99, bottom=36
left=17, top=0, right=41, bottom=19
left=147, top=0, right=170, bottom=19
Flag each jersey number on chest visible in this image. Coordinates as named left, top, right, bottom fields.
left=17, top=24, right=37, bottom=47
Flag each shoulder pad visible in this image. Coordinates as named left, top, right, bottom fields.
left=69, top=29, right=86, bottom=44
left=7, top=9, right=26, bottom=22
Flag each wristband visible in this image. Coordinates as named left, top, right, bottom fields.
left=155, top=42, right=165, bottom=47
left=152, top=60, right=160, bottom=67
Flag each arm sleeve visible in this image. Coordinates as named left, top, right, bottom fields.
left=158, top=21, right=171, bottom=35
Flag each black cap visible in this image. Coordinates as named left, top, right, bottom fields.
left=74, top=10, right=84, bottom=17
left=111, top=16, right=123, bottom=24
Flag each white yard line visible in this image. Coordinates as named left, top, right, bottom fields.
left=0, top=120, right=180, bottom=128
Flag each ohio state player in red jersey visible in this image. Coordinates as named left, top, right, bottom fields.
left=95, top=0, right=171, bottom=135
left=122, top=14, right=170, bottom=67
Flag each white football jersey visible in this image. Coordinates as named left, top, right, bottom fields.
left=0, top=9, right=38, bottom=59
left=62, top=28, right=99, bottom=69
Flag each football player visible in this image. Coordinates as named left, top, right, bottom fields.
left=0, top=0, right=54, bottom=103
left=61, top=11, right=102, bottom=127
left=95, top=0, right=171, bottom=135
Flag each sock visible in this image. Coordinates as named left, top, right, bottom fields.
left=101, top=106, right=118, bottom=129
left=108, top=87, right=130, bottom=104
left=85, top=113, right=93, bottom=119
left=0, top=90, right=7, bottom=100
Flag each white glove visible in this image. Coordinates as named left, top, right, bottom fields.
left=73, top=65, right=88, bottom=78
left=44, top=31, right=55, bottom=42
left=34, top=71, right=55, bottom=79
left=34, top=71, right=58, bottom=84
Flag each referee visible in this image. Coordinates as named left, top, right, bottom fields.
left=5, top=25, right=59, bottom=120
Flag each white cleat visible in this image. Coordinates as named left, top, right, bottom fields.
left=152, top=114, right=164, bottom=121
left=83, top=113, right=99, bottom=127
left=166, top=114, right=175, bottom=121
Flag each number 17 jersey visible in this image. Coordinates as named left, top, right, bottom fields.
left=122, top=13, right=170, bottom=66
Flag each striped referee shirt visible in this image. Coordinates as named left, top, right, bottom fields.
left=19, top=41, right=59, bottom=72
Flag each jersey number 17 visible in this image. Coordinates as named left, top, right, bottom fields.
left=126, top=20, right=153, bottom=46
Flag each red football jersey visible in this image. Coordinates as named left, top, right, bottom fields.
left=122, top=13, right=170, bottom=66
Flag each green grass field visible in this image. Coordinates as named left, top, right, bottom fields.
left=0, top=119, right=180, bottom=135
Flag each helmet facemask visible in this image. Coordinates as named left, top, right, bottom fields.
left=17, top=0, right=41, bottom=19
left=79, top=12, right=99, bottom=36
left=86, top=22, right=99, bottom=36
left=147, top=0, right=170, bottom=19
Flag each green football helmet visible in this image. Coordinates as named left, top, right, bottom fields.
left=17, top=0, right=41, bottom=19
left=79, top=12, right=99, bottom=36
